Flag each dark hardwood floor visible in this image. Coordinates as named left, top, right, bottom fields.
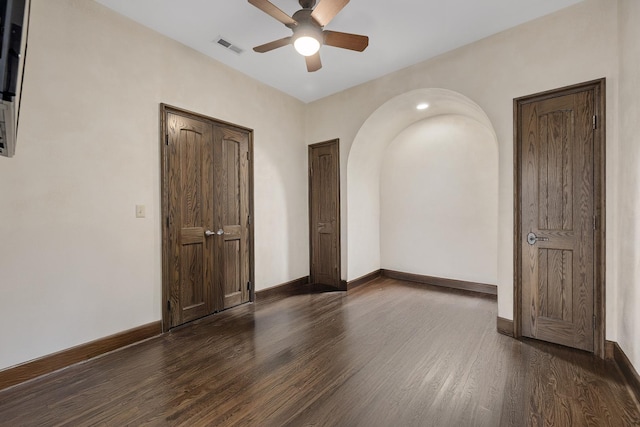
left=1, top=277, right=638, bottom=426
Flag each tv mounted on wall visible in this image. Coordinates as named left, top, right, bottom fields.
left=0, top=0, right=29, bottom=158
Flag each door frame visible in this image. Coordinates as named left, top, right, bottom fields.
left=513, top=79, right=606, bottom=357
left=308, top=139, right=343, bottom=289
left=160, top=104, right=255, bottom=332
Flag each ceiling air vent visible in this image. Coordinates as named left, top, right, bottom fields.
left=215, top=36, right=243, bottom=55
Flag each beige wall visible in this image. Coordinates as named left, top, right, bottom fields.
left=380, top=115, right=498, bottom=284
left=617, top=0, right=640, bottom=373
left=307, top=0, right=627, bottom=358
left=0, top=0, right=308, bottom=370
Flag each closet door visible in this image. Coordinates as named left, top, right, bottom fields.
left=214, top=125, right=251, bottom=310
left=162, top=106, right=253, bottom=329
left=165, top=112, right=215, bottom=326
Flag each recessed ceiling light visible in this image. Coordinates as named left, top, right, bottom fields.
left=416, top=103, right=429, bottom=110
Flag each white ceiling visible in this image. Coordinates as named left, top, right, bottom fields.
left=94, top=0, right=583, bottom=103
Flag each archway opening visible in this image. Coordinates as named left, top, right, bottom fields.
left=346, top=88, right=499, bottom=285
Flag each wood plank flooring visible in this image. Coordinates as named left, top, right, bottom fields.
left=1, top=277, right=638, bottom=426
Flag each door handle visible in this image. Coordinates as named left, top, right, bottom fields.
left=205, top=229, right=225, bottom=237
left=527, top=232, right=549, bottom=245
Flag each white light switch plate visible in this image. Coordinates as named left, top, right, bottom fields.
left=135, top=204, right=146, bottom=218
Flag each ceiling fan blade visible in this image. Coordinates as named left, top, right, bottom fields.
left=253, top=36, right=292, bottom=53
left=248, top=0, right=297, bottom=26
left=311, top=0, right=349, bottom=26
left=323, top=30, right=368, bottom=52
left=305, top=53, right=322, bottom=72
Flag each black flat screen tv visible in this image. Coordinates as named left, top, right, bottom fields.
left=0, top=0, right=28, bottom=158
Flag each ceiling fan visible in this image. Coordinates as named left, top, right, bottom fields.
left=248, top=0, right=369, bottom=72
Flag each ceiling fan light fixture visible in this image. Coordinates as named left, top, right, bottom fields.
left=249, top=0, right=369, bottom=71
left=292, top=22, right=323, bottom=56
left=294, top=35, right=321, bottom=56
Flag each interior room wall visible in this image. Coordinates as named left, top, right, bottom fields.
left=306, top=0, right=619, bottom=337
left=0, top=0, right=308, bottom=371
left=380, top=115, right=498, bottom=284
left=616, top=0, right=640, bottom=372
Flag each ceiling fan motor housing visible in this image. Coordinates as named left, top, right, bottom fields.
left=289, top=9, right=321, bottom=29
left=291, top=9, right=323, bottom=48
left=299, top=0, right=317, bottom=9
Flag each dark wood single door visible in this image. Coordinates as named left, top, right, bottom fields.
left=519, top=89, right=596, bottom=351
left=309, top=139, right=342, bottom=289
left=214, top=125, right=251, bottom=309
left=163, top=107, right=253, bottom=329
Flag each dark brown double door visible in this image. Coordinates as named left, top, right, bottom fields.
left=516, top=80, right=605, bottom=353
left=162, top=106, right=252, bottom=329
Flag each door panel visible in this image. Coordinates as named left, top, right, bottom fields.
left=520, top=90, right=595, bottom=352
left=166, top=113, right=214, bottom=326
left=223, top=239, right=242, bottom=308
left=215, top=126, right=250, bottom=309
left=181, top=244, right=204, bottom=309
left=309, top=140, right=342, bottom=289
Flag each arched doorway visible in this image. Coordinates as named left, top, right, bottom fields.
left=346, top=88, right=498, bottom=286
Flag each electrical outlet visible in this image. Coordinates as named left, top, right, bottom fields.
left=136, top=204, right=146, bottom=218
